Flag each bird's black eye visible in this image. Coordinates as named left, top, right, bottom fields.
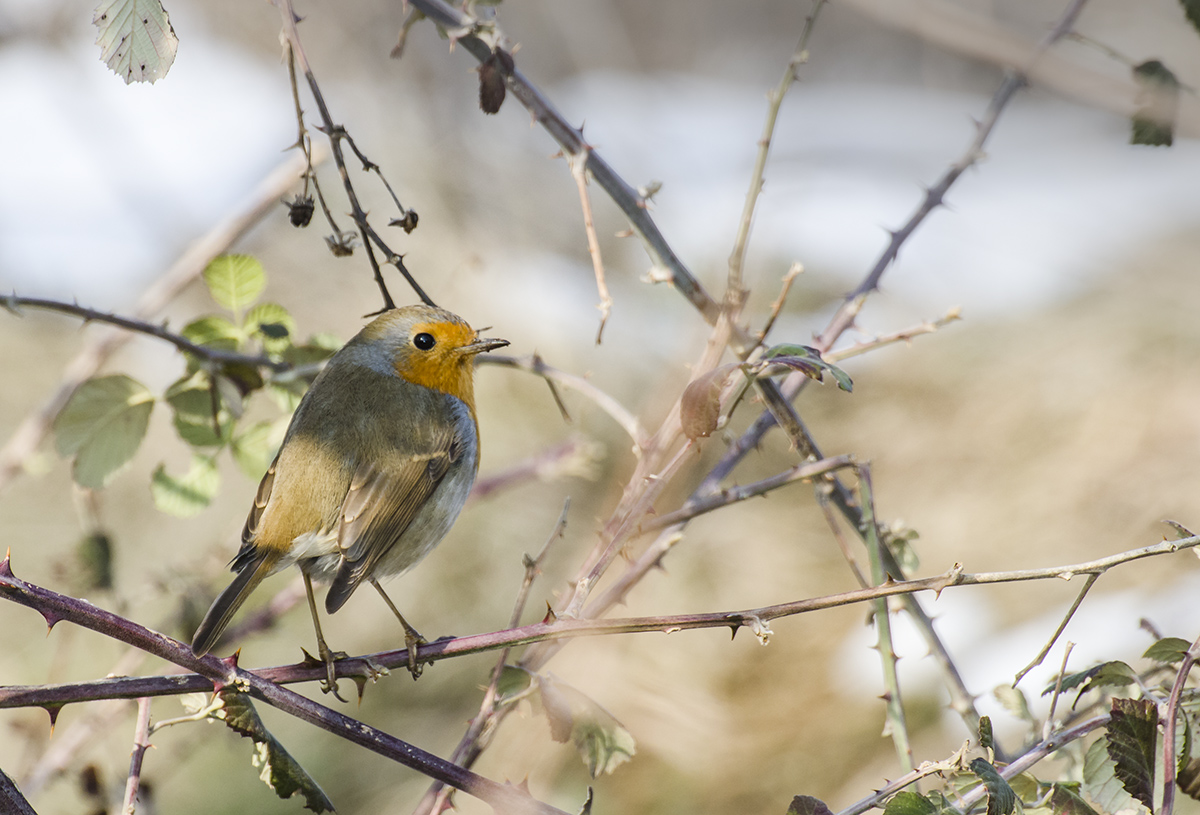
left=413, top=332, right=436, bottom=351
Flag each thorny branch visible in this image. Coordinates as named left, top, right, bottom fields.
left=3, top=534, right=1197, bottom=710
left=2, top=296, right=288, bottom=372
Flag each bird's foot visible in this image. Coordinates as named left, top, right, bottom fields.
left=403, top=628, right=427, bottom=680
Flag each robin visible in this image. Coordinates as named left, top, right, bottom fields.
left=190, top=304, right=507, bottom=696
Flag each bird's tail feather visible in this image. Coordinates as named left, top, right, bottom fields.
left=191, top=552, right=276, bottom=656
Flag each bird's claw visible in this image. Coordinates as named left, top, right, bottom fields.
left=404, top=631, right=427, bottom=680
left=318, top=647, right=350, bottom=702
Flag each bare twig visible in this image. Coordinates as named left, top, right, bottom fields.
left=2, top=297, right=288, bottom=372
left=728, top=1, right=826, bottom=305
left=567, top=153, right=613, bottom=344
left=469, top=439, right=602, bottom=502
left=0, top=769, right=37, bottom=815
left=1043, top=642, right=1075, bottom=742
left=756, top=262, right=803, bottom=344
left=1013, top=575, right=1097, bottom=687
left=638, top=455, right=855, bottom=533
left=121, top=697, right=152, bottom=815
left=481, top=353, right=650, bottom=450
left=1162, top=633, right=1200, bottom=815
left=861, top=467, right=914, bottom=773
left=823, top=308, right=962, bottom=363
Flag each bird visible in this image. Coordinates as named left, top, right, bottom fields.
left=190, top=304, right=508, bottom=696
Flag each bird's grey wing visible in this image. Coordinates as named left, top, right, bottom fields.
left=324, top=427, right=459, bottom=612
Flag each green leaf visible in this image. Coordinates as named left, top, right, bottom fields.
left=215, top=691, right=335, bottom=813
left=245, top=303, right=297, bottom=355
left=495, top=665, right=535, bottom=704
left=150, top=456, right=219, bottom=517
left=202, top=255, right=266, bottom=316
left=165, top=372, right=234, bottom=448
left=92, top=0, right=177, bottom=84
left=883, top=792, right=936, bottom=815
left=230, top=420, right=283, bottom=481
left=1047, top=784, right=1100, bottom=815
left=1105, top=698, right=1158, bottom=810
left=54, top=375, right=154, bottom=489
left=786, top=796, right=833, bottom=815
left=969, top=757, right=1016, bottom=815
left=1144, top=636, right=1191, bottom=664
left=1043, top=661, right=1135, bottom=706
left=1084, top=735, right=1148, bottom=815
left=763, top=344, right=853, bottom=392
left=181, top=315, right=242, bottom=350
left=993, top=684, right=1035, bottom=725
left=1132, top=60, right=1180, bottom=147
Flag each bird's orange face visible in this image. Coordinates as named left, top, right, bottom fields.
left=390, top=318, right=481, bottom=406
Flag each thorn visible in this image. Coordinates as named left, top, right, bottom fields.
left=44, top=704, right=61, bottom=733
left=542, top=603, right=557, bottom=625
left=0, top=550, right=12, bottom=577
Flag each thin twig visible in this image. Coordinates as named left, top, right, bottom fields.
left=2, top=297, right=288, bottom=372
left=861, top=467, right=914, bottom=773
left=823, top=308, right=962, bottom=363
left=121, top=697, right=152, bottom=815
left=1043, top=642, right=1074, bottom=742
left=756, top=262, right=803, bottom=344
left=836, top=741, right=972, bottom=815
left=638, top=455, right=855, bottom=533
left=567, top=153, right=613, bottom=344
left=481, top=353, right=650, bottom=449
left=728, top=1, right=826, bottom=306
left=1161, top=632, right=1200, bottom=815
left=468, top=439, right=602, bottom=503
left=1013, top=575, right=1097, bottom=687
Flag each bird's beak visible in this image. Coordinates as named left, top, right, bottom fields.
left=465, top=337, right=509, bottom=356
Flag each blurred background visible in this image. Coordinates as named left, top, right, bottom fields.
left=3, top=0, right=1200, bottom=812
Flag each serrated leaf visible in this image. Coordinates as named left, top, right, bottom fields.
left=1105, top=698, right=1158, bottom=810
left=181, top=315, right=242, bottom=350
left=53, top=375, right=154, bottom=489
left=786, top=795, right=833, bottom=815
left=165, top=372, right=233, bottom=448
left=1132, top=60, right=1180, bottom=147
left=215, top=691, right=334, bottom=813
left=203, top=255, right=265, bottom=316
left=970, top=757, right=1016, bottom=815
left=230, top=420, right=283, bottom=481
left=92, top=0, right=177, bottom=85
left=245, top=303, right=297, bottom=355
left=150, top=456, right=219, bottom=517
left=537, top=675, right=635, bottom=777
left=1048, top=784, right=1100, bottom=815
left=1084, top=735, right=1148, bottom=815
left=1144, top=636, right=1191, bottom=664
left=1007, top=772, right=1040, bottom=802
left=979, top=715, right=994, bottom=751
left=993, top=684, right=1035, bottom=724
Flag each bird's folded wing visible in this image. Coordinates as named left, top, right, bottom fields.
left=325, top=428, right=459, bottom=612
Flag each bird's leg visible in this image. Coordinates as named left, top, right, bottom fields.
left=370, top=578, right=426, bottom=679
left=304, top=572, right=348, bottom=701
